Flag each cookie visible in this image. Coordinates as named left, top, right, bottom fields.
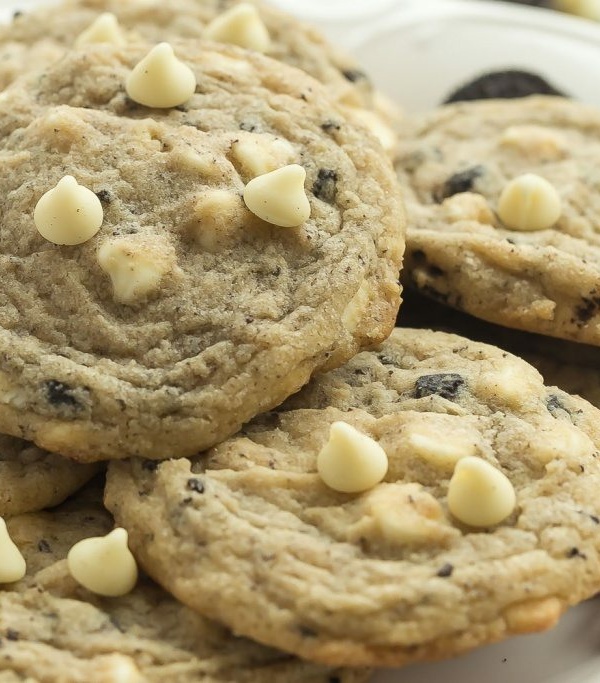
left=0, top=434, right=99, bottom=518
left=443, top=69, right=566, bottom=104
left=1, top=488, right=368, bottom=683
left=395, top=96, right=600, bottom=345
left=105, top=327, right=600, bottom=667
left=0, top=42, right=404, bottom=461
left=0, top=0, right=379, bottom=114
left=398, top=289, right=600, bottom=409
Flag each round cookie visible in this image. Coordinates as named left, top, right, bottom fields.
left=0, top=0, right=374, bottom=110
left=0, top=42, right=404, bottom=462
left=1, top=489, right=368, bottom=683
left=105, top=328, right=600, bottom=667
left=0, top=434, right=99, bottom=518
left=395, top=96, right=600, bottom=345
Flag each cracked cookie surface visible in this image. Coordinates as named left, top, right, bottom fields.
left=0, top=42, right=403, bottom=461
left=395, top=96, right=600, bottom=345
left=105, top=328, right=600, bottom=666
left=0, top=485, right=369, bottom=683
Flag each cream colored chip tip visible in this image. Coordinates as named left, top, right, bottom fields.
left=75, top=12, right=125, bottom=47
left=126, top=43, right=197, bottom=109
left=317, top=421, right=388, bottom=494
left=34, top=176, right=104, bottom=246
left=0, top=517, right=26, bottom=584
left=97, top=236, right=175, bottom=305
left=447, top=456, right=516, bottom=528
left=243, top=164, right=311, bottom=228
left=67, top=527, right=138, bottom=597
left=497, top=173, right=561, bottom=231
left=204, top=3, right=271, bottom=53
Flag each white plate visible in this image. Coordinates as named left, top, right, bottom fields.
left=2, top=1, right=600, bottom=681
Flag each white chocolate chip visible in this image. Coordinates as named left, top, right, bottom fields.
left=407, top=429, right=477, bottom=470
left=0, top=518, right=26, bottom=584
left=204, top=3, right=271, bottom=53
left=75, top=13, right=126, bottom=47
left=126, top=43, right=196, bottom=109
left=497, top=173, right=561, bottom=231
left=95, top=655, right=144, bottom=683
left=243, top=164, right=311, bottom=228
left=67, top=528, right=138, bottom=597
left=499, top=125, right=567, bottom=160
left=345, top=107, right=397, bottom=154
left=447, top=456, right=516, bottom=527
left=442, top=193, right=495, bottom=225
left=34, top=176, right=103, bottom=246
left=342, top=282, right=371, bottom=334
left=531, top=420, right=596, bottom=465
left=97, top=235, right=176, bottom=305
left=317, top=421, right=388, bottom=494
left=231, top=133, right=296, bottom=179
left=190, top=189, right=246, bottom=252
left=347, top=483, right=460, bottom=546
left=478, top=362, right=539, bottom=410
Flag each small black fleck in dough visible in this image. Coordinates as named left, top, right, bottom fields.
left=44, top=380, right=80, bottom=409
left=37, top=539, right=52, bottom=553
left=186, top=478, right=205, bottom=494
left=546, top=394, right=572, bottom=418
left=436, top=165, right=484, bottom=202
left=141, top=460, right=160, bottom=472
left=443, top=69, right=566, bottom=104
left=415, top=373, right=465, bottom=400
left=341, top=69, right=368, bottom=83
left=312, top=169, right=338, bottom=204
left=6, top=630, right=19, bottom=642
left=575, top=295, right=600, bottom=324
left=321, top=120, right=341, bottom=133
left=436, top=563, right=454, bottom=578
left=95, top=190, right=112, bottom=203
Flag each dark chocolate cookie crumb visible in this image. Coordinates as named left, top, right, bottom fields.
left=436, top=165, right=485, bottom=201
left=415, top=373, right=465, bottom=400
left=186, top=478, right=205, bottom=494
left=312, top=169, right=338, bottom=203
left=443, top=69, right=566, bottom=104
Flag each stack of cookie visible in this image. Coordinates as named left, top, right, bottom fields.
left=0, top=2, right=599, bottom=682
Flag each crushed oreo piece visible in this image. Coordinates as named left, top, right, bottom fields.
left=436, top=563, right=454, bottom=578
left=443, top=69, right=566, bottom=104
left=141, top=460, right=159, bottom=472
left=312, top=169, right=338, bottom=203
left=415, top=373, right=465, bottom=400
left=95, top=190, right=112, bottom=204
left=44, top=380, right=80, bottom=409
left=546, top=394, right=571, bottom=417
left=6, top=630, right=19, bottom=642
left=186, top=478, right=205, bottom=494
left=435, top=165, right=485, bottom=202
left=574, top=294, right=600, bottom=324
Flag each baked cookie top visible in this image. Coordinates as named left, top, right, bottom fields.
left=398, top=290, right=600, bottom=411
left=395, top=96, right=600, bottom=345
left=0, top=0, right=374, bottom=110
left=106, top=328, right=600, bottom=667
left=0, top=42, right=403, bottom=462
left=0, top=434, right=98, bottom=518
left=1, top=486, right=368, bottom=683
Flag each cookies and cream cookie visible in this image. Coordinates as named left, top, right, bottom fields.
left=0, top=487, right=368, bottom=683
left=0, top=434, right=99, bottom=518
left=0, top=42, right=404, bottom=461
left=0, top=0, right=398, bottom=140
left=105, top=328, right=600, bottom=666
left=395, top=96, right=600, bottom=345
